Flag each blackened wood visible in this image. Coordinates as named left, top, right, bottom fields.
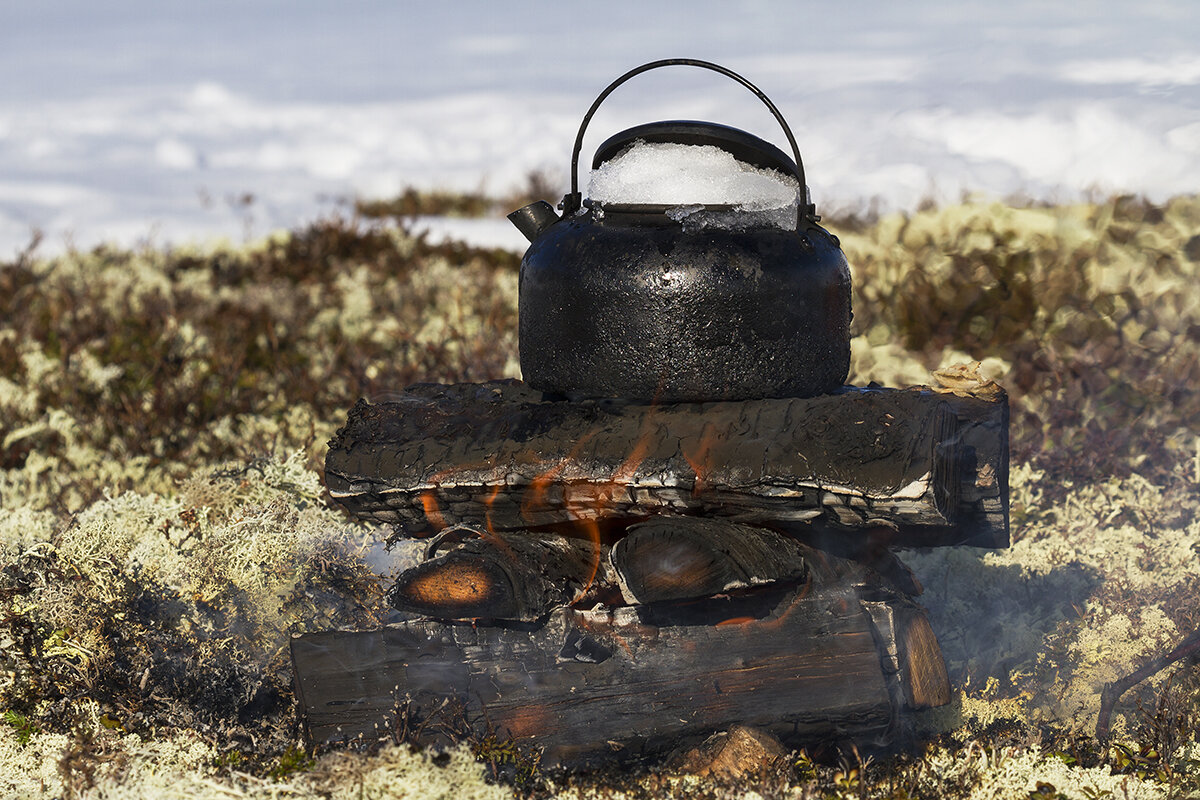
left=292, top=576, right=945, bottom=767
left=795, top=525, right=926, bottom=597
left=609, top=517, right=809, bottom=604
left=888, top=382, right=1010, bottom=549
left=324, top=380, right=1008, bottom=548
left=389, top=525, right=610, bottom=622
left=862, top=599, right=952, bottom=711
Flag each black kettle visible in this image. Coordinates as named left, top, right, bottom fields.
left=509, top=59, right=851, bottom=403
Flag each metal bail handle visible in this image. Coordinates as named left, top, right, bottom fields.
left=565, top=58, right=817, bottom=229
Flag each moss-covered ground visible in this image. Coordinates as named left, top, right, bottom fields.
left=1, top=195, right=1199, bottom=798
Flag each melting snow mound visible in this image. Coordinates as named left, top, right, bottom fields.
left=587, top=140, right=801, bottom=231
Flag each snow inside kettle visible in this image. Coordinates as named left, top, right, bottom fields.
left=587, top=140, right=801, bottom=231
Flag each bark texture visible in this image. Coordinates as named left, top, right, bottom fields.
left=291, top=552, right=950, bottom=767
left=388, top=525, right=610, bottom=622
left=325, top=380, right=1008, bottom=548
left=609, top=517, right=810, bottom=604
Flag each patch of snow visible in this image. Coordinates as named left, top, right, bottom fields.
left=589, top=141, right=798, bottom=209
left=411, top=216, right=529, bottom=252
left=900, top=104, right=1200, bottom=200
left=1168, top=120, right=1200, bottom=150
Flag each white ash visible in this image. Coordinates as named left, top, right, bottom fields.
left=588, top=140, right=802, bottom=231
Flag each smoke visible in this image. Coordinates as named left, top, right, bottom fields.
left=902, top=459, right=1200, bottom=736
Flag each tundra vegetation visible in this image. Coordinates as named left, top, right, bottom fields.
left=1, top=192, right=1199, bottom=798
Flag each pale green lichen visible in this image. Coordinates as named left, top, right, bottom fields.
left=1046, top=607, right=1180, bottom=729
left=311, top=745, right=511, bottom=800
left=918, top=743, right=1172, bottom=800
left=0, top=506, right=59, bottom=553
left=1, top=726, right=509, bottom=800
left=0, top=727, right=75, bottom=798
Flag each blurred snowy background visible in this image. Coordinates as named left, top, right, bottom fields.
left=2, top=0, right=1198, bottom=256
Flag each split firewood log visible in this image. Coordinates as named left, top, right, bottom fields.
left=609, top=517, right=809, bottom=604
left=324, top=379, right=1009, bottom=548
left=388, top=525, right=611, bottom=621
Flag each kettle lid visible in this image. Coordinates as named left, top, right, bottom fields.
left=591, top=120, right=797, bottom=177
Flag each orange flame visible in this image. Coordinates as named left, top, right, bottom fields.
left=521, top=430, right=598, bottom=524
left=480, top=483, right=513, bottom=542
left=417, top=390, right=756, bottom=612
left=473, top=482, right=520, bottom=562
left=482, top=482, right=503, bottom=535
left=518, top=430, right=606, bottom=604
left=755, top=572, right=812, bottom=632
left=567, top=405, right=663, bottom=603
left=682, top=421, right=719, bottom=497
left=568, top=517, right=605, bottom=605
left=614, top=408, right=657, bottom=484
left=419, top=489, right=446, bottom=531
left=420, top=464, right=512, bottom=558
left=520, top=403, right=665, bottom=606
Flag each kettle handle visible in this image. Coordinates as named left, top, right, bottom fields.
left=565, top=58, right=817, bottom=229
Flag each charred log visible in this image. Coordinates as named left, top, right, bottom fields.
left=324, top=380, right=1008, bottom=548
left=388, top=525, right=609, bottom=622
left=291, top=564, right=949, bottom=767
left=609, top=517, right=809, bottom=604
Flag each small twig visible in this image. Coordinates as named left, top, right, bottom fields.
left=1096, top=625, right=1200, bottom=742
left=207, top=457, right=270, bottom=483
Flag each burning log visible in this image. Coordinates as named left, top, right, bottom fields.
left=388, top=525, right=609, bottom=622
left=291, top=549, right=950, bottom=767
left=610, top=517, right=809, bottom=604
left=324, top=379, right=1008, bottom=548
left=311, top=381, right=994, bottom=757
left=389, top=519, right=819, bottom=619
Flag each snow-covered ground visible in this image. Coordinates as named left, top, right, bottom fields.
left=2, top=1, right=1198, bottom=256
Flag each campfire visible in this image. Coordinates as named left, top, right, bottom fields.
left=292, top=59, right=1010, bottom=768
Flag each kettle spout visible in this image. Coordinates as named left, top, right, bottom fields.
left=508, top=200, right=560, bottom=242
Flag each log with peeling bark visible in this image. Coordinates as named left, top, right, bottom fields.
left=324, top=379, right=1008, bottom=548
left=291, top=551, right=951, bottom=767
